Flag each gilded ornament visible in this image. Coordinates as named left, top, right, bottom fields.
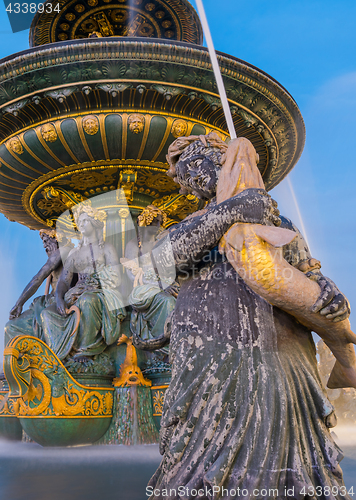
left=82, top=115, right=99, bottom=135
left=152, top=389, right=165, bottom=415
left=138, top=205, right=167, bottom=227
left=4, top=337, right=114, bottom=418
left=118, top=208, right=130, bottom=219
left=138, top=23, right=154, bottom=37
left=128, top=113, right=145, bottom=134
left=60, top=23, right=70, bottom=31
left=65, top=12, right=75, bottom=21
left=164, top=30, right=174, bottom=38
left=75, top=4, right=85, bottom=12
left=88, top=0, right=98, bottom=6
left=61, top=169, right=116, bottom=191
left=37, top=187, right=86, bottom=217
left=94, top=12, right=114, bottom=36
left=145, top=3, right=155, bottom=11
left=113, top=335, right=151, bottom=387
left=162, top=20, right=171, bottom=28
left=155, top=10, right=165, bottom=19
left=8, top=137, right=23, bottom=154
left=171, top=119, right=188, bottom=138
left=136, top=171, right=177, bottom=192
left=111, top=9, right=127, bottom=22
left=118, top=169, right=137, bottom=203
left=40, top=123, right=57, bottom=142
left=58, top=33, right=68, bottom=41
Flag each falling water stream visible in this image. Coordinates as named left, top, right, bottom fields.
left=194, top=0, right=236, bottom=139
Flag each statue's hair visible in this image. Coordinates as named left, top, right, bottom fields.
left=137, top=205, right=168, bottom=227
left=166, top=132, right=228, bottom=180
left=39, top=228, right=59, bottom=254
left=72, top=203, right=106, bottom=248
left=72, top=203, right=106, bottom=225
left=39, top=228, right=57, bottom=240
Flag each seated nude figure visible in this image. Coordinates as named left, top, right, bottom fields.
left=4, top=229, right=73, bottom=346
left=38, top=203, right=126, bottom=362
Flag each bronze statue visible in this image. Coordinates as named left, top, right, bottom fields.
left=146, top=132, right=351, bottom=499
left=4, top=229, right=73, bottom=345
left=37, top=204, right=126, bottom=362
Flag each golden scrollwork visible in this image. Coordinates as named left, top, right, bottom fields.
left=4, top=337, right=114, bottom=418
left=41, top=123, right=58, bottom=142
left=0, top=393, right=17, bottom=416
left=171, top=119, right=188, bottom=138
left=136, top=171, right=178, bottom=193
left=82, top=115, right=99, bottom=135
left=152, top=389, right=165, bottom=416
left=52, top=384, right=113, bottom=417
left=16, top=368, right=52, bottom=417
left=37, top=186, right=86, bottom=216
left=7, top=136, right=23, bottom=154
left=57, top=168, right=117, bottom=191
left=138, top=205, right=168, bottom=227
left=128, top=113, right=145, bottom=134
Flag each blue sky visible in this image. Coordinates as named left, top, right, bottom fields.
left=0, top=0, right=355, bottom=365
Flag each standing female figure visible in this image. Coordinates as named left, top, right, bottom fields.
left=148, top=133, right=350, bottom=500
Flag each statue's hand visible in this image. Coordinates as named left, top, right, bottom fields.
left=165, top=282, right=180, bottom=298
left=229, top=188, right=281, bottom=227
left=308, top=273, right=351, bottom=322
left=57, top=298, right=67, bottom=317
left=9, top=304, right=22, bottom=320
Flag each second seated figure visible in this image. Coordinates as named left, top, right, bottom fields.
left=121, top=205, right=178, bottom=361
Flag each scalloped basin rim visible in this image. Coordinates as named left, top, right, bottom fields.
left=0, top=36, right=295, bottom=103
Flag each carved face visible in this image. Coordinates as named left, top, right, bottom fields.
left=172, top=119, right=187, bottom=138
left=40, top=234, right=58, bottom=255
left=41, top=123, right=57, bottom=142
left=128, top=114, right=145, bottom=134
left=77, top=213, right=95, bottom=237
left=9, top=137, right=23, bottom=154
left=83, top=116, right=99, bottom=135
left=175, top=155, right=219, bottom=200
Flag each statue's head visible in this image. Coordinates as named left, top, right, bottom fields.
left=73, top=203, right=106, bottom=247
left=166, top=132, right=228, bottom=200
left=82, top=115, right=99, bottom=135
left=41, top=123, right=57, bottom=142
left=171, top=119, right=188, bottom=138
left=39, top=229, right=59, bottom=255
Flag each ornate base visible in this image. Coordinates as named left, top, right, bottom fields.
left=3, top=336, right=115, bottom=447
